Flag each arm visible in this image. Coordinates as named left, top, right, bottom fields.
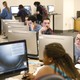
left=0, top=9, right=7, bottom=19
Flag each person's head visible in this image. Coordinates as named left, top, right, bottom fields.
left=75, top=32, right=80, bottom=48
left=18, top=4, right=24, bottom=10
left=34, top=1, right=40, bottom=7
left=43, top=43, right=80, bottom=79
left=26, top=15, right=37, bottom=26
left=42, top=18, right=50, bottom=28
left=43, top=43, right=66, bottom=65
left=3, top=1, right=7, bottom=7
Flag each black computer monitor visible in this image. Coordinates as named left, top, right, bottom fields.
left=47, top=5, right=54, bottom=13
left=10, top=6, right=19, bottom=14
left=0, top=40, right=29, bottom=79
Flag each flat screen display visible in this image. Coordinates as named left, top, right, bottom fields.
left=10, top=6, right=19, bottom=14
left=0, top=40, right=28, bottom=79
left=47, top=5, right=54, bottom=13
left=24, top=6, right=31, bottom=11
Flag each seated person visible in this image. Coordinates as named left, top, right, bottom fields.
left=25, top=15, right=42, bottom=32
left=17, top=4, right=30, bottom=22
left=39, top=18, right=53, bottom=35
left=23, top=43, right=80, bottom=80
left=75, top=32, right=80, bottom=63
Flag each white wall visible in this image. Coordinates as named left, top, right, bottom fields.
left=74, top=0, right=80, bottom=17
left=55, top=0, right=63, bottom=30
left=54, top=0, right=74, bottom=31
left=63, top=0, right=74, bottom=30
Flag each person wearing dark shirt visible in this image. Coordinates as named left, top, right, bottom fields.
left=39, top=18, right=53, bottom=35
left=34, top=1, right=43, bottom=24
left=17, top=4, right=29, bottom=22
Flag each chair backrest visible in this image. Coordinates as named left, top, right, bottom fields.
left=37, top=74, right=65, bottom=80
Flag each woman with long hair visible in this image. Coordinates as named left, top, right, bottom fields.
left=23, top=43, right=80, bottom=80
left=0, top=1, right=12, bottom=19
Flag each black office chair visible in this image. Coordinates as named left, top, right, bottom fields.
left=37, top=74, right=65, bottom=80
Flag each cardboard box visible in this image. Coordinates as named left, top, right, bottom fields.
left=74, top=18, right=80, bottom=31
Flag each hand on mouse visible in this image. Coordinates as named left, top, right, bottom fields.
left=23, top=73, right=35, bottom=80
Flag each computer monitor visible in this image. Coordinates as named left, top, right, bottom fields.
left=39, top=35, right=74, bottom=61
left=24, top=6, right=31, bottom=14
left=8, top=31, right=38, bottom=58
left=0, top=40, right=29, bottom=79
left=47, top=5, right=54, bottom=13
left=10, top=6, right=19, bottom=14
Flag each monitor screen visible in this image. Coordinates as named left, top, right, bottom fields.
left=47, top=5, right=54, bottom=13
left=24, top=6, right=31, bottom=13
left=0, top=40, right=28, bottom=79
left=39, top=35, right=74, bottom=61
left=10, top=6, right=19, bottom=14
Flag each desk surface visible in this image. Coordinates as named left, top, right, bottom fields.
left=5, top=59, right=43, bottom=80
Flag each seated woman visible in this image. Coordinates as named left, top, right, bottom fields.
left=24, top=43, right=80, bottom=80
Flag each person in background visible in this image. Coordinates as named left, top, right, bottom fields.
left=39, top=18, right=53, bottom=35
left=23, top=43, right=80, bottom=80
left=25, top=15, right=42, bottom=32
left=75, top=32, right=80, bottom=63
left=0, top=1, right=12, bottom=19
left=34, top=1, right=48, bottom=24
left=17, top=4, right=30, bottom=22
left=0, top=1, right=12, bottom=34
